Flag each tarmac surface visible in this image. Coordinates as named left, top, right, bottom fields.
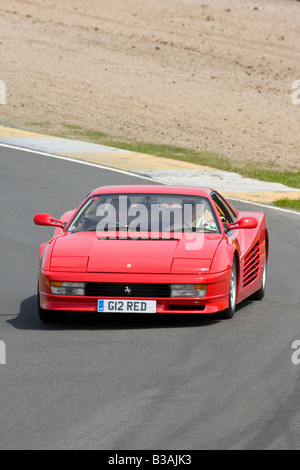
left=0, top=144, right=300, bottom=450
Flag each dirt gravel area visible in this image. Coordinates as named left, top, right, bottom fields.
left=0, top=0, right=299, bottom=171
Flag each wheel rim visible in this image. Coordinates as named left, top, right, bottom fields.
left=230, top=263, right=237, bottom=311
left=262, top=263, right=267, bottom=291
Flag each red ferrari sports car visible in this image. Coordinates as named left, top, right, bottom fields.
left=34, top=185, right=268, bottom=322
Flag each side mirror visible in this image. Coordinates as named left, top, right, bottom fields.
left=227, top=217, right=258, bottom=231
left=33, top=213, right=64, bottom=229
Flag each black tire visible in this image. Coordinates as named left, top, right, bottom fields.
left=37, top=285, right=68, bottom=323
left=220, top=258, right=238, bottom=319
left=251, top=261, right=267, bottom=301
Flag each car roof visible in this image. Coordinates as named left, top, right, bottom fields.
left=90, top=185, right=214, bottom=198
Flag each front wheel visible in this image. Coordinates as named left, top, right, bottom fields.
left=37, top=285, right=68, bottom=323
left=220, top=258, right=238, bottom=319
left=251, top=261, right=267, bottom=300
left=38, top=305, right=68, bottom=323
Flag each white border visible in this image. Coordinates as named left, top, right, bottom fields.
left=0, top=142, right=299, bottom=216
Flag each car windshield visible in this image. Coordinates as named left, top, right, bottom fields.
left=67, top=193, right=220, bottom=234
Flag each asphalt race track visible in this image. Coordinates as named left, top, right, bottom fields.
left=1, top=146, right=300, bottom=450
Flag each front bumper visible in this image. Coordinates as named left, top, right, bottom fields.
left=39, top=269, right=232, bottom=315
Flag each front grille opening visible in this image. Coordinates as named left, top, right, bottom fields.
left=85, top=283, right=171, bottom=298
left=168, top=305, right=205, bottom=311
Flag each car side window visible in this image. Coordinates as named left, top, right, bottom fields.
left=211, top=193, right=236, bottom=230
left=217, top=193, right=237, bottom=222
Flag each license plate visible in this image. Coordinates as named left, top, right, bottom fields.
left=98, top=299, right=157, bottom=314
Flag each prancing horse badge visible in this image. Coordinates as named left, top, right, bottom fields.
left=124, top=286, right=132, bottom=295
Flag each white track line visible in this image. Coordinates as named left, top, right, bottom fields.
left=229, top=197, right=300, bottom=216
left=1, top=142, right=299, bottom=215
left=0, top=142, right=155, bottom=182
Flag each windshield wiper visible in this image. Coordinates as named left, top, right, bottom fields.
left=172, top=227, right=218, bottom=233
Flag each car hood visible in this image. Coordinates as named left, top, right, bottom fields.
left=51, top=232, right=222, bottom=273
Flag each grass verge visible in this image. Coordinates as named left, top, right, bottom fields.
left=1, top=120, right=300, bottom=189
left=58, top=125, right=300, bottom=189
left=273, top=198, right=300, bottom=211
